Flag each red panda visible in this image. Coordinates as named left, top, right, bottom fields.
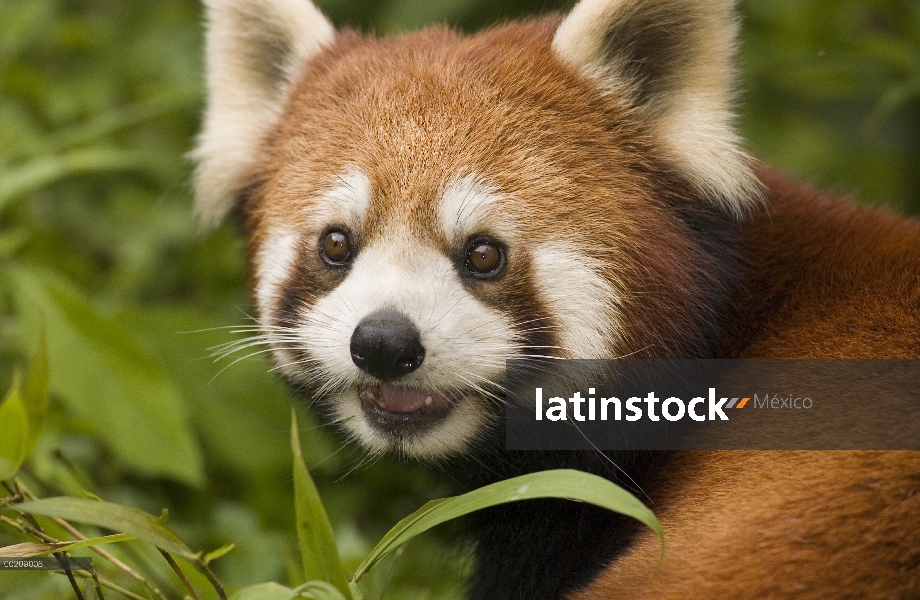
left=192, top=0, right=920, bottom=598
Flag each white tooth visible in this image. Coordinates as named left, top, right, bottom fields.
left=378, top=399, right=387, bottom=408
left=425, top=396, right=432, bottom=406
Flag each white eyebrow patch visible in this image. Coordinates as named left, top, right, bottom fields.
left=438, top=174, right=517, bottom=244
left=309, top=168, right=371, bottom=230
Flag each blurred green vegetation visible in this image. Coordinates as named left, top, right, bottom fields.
left=741, top=0, right=920, bottom=212
left=0, top=0, right=917, bottom=598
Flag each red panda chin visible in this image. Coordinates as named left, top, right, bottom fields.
left=343, top=384, right=494, bottom=458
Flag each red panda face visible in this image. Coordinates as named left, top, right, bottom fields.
left=250, top=24, right=643, bottom=458
left=194, top=0, right=763, bottom=459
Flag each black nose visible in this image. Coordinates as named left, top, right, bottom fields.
left=350, top=310, right=425, bottom=380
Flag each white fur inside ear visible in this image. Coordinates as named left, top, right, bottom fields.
left=552, top=0, right=763, bottom=216
left=192, top=0, right=335, bottom=227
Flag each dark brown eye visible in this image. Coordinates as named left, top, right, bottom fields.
left=321, top=229, right=351, bottom=265
left=465, top=239, right=505, bottom=277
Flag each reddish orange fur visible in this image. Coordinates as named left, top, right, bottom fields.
left=572, top=450, right=920, bottom=599
left=234, top=15, right=920, bottom=600
left=733, top=170, right=920, bottom=359
left=573, top=175, right=920, bottom=599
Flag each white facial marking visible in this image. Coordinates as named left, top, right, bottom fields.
left=257, top=172, right=620, bottom=455
left=310, top=169, right=371, bottom=231
left=256, top=170, right=370, bottom=375
left=439, top=174, right=518, bottom=244
left=285, top=239, right=516, bottom=459
left=256, top=171, right=531, bottom=458
left=531, top=243, right=622, bottom=358
left=255, top=230, right=300, bottom=373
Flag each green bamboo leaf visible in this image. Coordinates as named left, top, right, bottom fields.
left=291, top=408, right=350, bottom=597
left=85, top=577, right=101, bottom=600
left=5, top=265, right=204, bottom=485
left=0, top=533, right=135, bottom=557
left=346, top=582, right=362, bottom=600
left=352, top=469, right=663, bottom=583
left=7, top=497, right=192, bottom=558
left=0, top=383, right=28, bottom=480
left=0, top=230, right=28, bottom=258
left=203, top=542, right=236, bottom=565
left=229, top=583, right=299, bottom=600
left=46, top=93, right=195, bottom=153
left=34, top=533, right=135, bottom=555
left=80, top=490, right=104, bottom=502
left=292, top=581, right=350, bottom=600
left=0, top=147, right=168, bottom=212
left=20, top=335, right=50, bottom=458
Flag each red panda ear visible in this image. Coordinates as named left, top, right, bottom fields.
left=553, top=0, right=763, bottom=216
left=191, top=0, right=335, bottom=227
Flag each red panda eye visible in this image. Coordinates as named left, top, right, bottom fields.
left=465, top=240, right=504, bottom=276
left=321, top=230, right=351, bottom=265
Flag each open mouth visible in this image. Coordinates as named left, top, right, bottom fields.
left=359, top=383, right=455, bottom=425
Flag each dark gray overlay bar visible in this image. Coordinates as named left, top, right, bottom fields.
left=505, top=360, right=920, bottom=450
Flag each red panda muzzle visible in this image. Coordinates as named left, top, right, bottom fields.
left=359, top=383, right=454, bottom=420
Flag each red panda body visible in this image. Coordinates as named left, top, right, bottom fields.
left=575, top=172, right=920, bottom=598
left=730, top=170, right=920, bottom=361
left=193, top=1, right=920, bottom=597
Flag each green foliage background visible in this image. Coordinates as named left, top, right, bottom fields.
left=1, top=0, right=918, bottom=598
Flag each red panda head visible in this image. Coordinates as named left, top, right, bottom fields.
left=193, top=0, right=763, bottom=459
